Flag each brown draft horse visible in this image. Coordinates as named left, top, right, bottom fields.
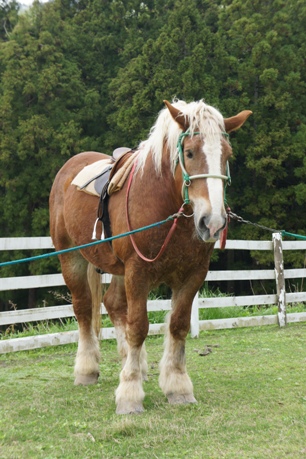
left=49, top=99, right=251, bottom=414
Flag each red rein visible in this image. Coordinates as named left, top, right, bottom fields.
left=126, top=162, right=182, bottom=263
left=220, top=207, right=231, bottom=250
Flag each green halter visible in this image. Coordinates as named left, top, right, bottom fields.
left=176, top=129, right=231, bottom=205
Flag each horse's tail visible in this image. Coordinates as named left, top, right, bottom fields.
left=87, top=263, right=102, bottom=338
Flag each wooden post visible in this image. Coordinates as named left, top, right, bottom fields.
left=190, top=292, right=200, bottom=338
left=273, top=233, right=287, bottom=327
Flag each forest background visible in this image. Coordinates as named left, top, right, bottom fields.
left=0, top=0, right=306, bottom=311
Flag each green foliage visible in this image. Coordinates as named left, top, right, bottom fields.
left=0, top=0, right=19, bottom=42
left=108, top=0, right=226, bottom=144
left=218, top=0, right=306, bottom=245
left=1, top=0, right=306, bottom=307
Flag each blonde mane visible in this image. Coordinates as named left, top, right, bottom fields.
left=136, top=99, right=225, bottom=175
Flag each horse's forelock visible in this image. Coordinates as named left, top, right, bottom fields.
left=136, top=100, right=225, bottom=175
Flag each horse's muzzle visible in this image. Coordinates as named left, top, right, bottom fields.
left=196, top=213, right=227, bottom=242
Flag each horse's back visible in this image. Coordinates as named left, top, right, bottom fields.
left=52, top=151, right=108, bottom=190
left=49, top=151, right=108, bottom=245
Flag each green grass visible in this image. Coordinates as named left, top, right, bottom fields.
left=1, top=324, right=306, bottom=459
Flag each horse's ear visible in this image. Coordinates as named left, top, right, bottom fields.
left=224, top=110, right=253, bottom=133
left=163, top=100, right=189, bottom=131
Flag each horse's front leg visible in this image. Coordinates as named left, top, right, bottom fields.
left=115, top=275, right=149, bottom=414
left=103, top=275, right=148, bottom=382
left=159, top=289, right=197, bottom=405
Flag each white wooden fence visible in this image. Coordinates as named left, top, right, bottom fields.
left=1, top=235, right=306, bottom=353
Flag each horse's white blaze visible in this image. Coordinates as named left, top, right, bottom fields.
left=192, top=135, right=225, bottom=241
left=204, top=136, right=225, bottom=236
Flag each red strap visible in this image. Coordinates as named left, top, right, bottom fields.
left=220, top=207, right=231, bottom=250
left=126, top=162, right=180, bottom=262
left=220, top=225, right=227, bottom=250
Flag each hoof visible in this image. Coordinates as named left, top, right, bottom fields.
left=116, top=401, right=145, bottom=415
left=167, top=393, right=197, bottom=405
left=74, top=372, right=99, bottom=386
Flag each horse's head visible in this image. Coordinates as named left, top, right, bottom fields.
left=164, top=100, right=252, bottom=242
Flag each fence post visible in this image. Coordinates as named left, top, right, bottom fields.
left=272, top=232, right=287, bottom=327
left=190, top=292, right=200, bottom=338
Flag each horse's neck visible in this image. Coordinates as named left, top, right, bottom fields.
left=141, top=149, right=182, bottom=212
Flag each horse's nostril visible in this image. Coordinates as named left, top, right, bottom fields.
left=198, top=215, right=209, bottom=231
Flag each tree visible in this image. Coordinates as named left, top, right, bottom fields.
left=108, top=0, right=227, bottom=145
left=0, top=0, right=19, bottom=42
left=217, top=0, right=306, bottom=256
left=0, top=1, right=102, bottom=285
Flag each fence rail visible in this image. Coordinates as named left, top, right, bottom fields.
left=1, top=235, right=306, bottom=353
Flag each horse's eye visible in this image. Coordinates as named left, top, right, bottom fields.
left=186, top=150, right=194, bottom=159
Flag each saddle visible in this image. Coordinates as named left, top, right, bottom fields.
left=71, top=147, right=137, bottom=242
left=94, top=149, right=136, bottom=242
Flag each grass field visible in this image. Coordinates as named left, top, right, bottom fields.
left=0, top=324, right=306, bottom=459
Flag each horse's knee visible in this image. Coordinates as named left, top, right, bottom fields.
left=126, top=318, right=149, bottom=348
left=169, top=311, right=191, bottom=341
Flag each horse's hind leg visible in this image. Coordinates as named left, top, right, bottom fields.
left=159, top=288, right=197, bottom=405
left=59, top=252, right=101, bottom=385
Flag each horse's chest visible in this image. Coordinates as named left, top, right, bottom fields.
left=149, top=242, right=213, bottom=285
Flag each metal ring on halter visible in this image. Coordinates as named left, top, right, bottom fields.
left=184, top=179, right=191, bottom=187
left=180, top=202, right=194, bottom=218
left=179, top=202, right=194, bottom=218
left=182, top=211, right=194, bottom=218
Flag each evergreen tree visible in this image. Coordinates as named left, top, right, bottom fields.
left=0, top=0, right=19, bottom=42
left=0, top=1, right=99, bottom=279
left=218, top=0, right=306, bottom=249
left=108, top=0, right=226, bottom=145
